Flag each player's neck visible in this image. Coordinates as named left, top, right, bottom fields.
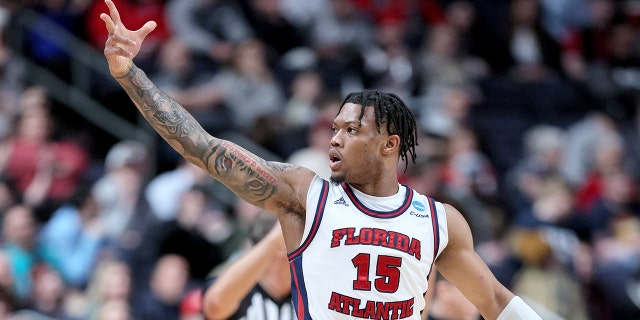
left=348, top=178, right=400, bottom=197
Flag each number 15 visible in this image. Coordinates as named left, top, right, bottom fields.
left=352, top=253, right=402, bottom=293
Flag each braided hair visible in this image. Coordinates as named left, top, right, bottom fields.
left=339, top=90, right=418, bottom=170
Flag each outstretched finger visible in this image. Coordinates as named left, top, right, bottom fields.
left=135, top=21, right=157, bottom=40
left=104, top=0, right=122, bottom=25
left=100, top=13, right=115, bottom=34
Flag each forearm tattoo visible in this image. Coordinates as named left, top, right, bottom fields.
left=116, top=65, right=293, bottom=203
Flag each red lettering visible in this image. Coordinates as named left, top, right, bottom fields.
left=360, top=228, right=373, bottom=244
left=363, top=300, right=376, bottom=318
left=399, top=298, right=414, bottom=318
left=408, top=239, right=421, bottom=260
left=395, top=234, right=409, bottom=251
left=222, top=142, right=276, bottom=184
left=330, top=228, right=421, bottom=259
left=331, top=229, right=347, bottom=247
left=373, top=228, right=388, bottom=246
left=341, top=295, right=354, bottom=314
left=375, top=301, right=390, bottom=320
left=351, top=297, right=365, bottom=317
left=328, top=292, right=341, bottom=312
left=390, top=301, right=403, bottom=319
left=327, top=292, right=415, bottom=319
left=388, top=231, right=397, bottom=247
left=345, top=228, right=358, bottom=245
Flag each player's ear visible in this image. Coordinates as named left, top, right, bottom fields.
left=382, top=135, right=400, bottom=155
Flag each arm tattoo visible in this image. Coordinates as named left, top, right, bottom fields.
left=208, top=141, right=278, bottom=202
left=116, top=65, right=294, bottom=204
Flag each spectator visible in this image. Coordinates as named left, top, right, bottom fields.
left=586, top=20, right=640, bottom=120
left=442, top=126, right=498, bottom=202
left=440, top=127, right=497, bottom=244
left=156, top=185, right=230, bottom=281
left=557, top=0, right=616, bottom=82
left=444, top=0, right=488, bottom=65
left=238, top=0, right=307, bottom=59
left=560, top=112, right=618, bottom=188
left=583, top=166, right=640, bottom=319
left=145, top=159, right=217, bottom=222
left=419, top=85, right=475, bottom=138
left=360, top=10, right=420, bottom=101
left=93, top=140, right=150, bottom=243
left=134, top=254, right=191, bottom=320
left=1, top=204, right=52, bottom=302
left=308, top=0, right=373, bottom=91
left=39, top=181, right=106, bottom=289
left=573, top=129, right=627, bottom=212
left=208, top=39, right=286, bottom=150
left=509, top=228, right=588, bottom=320
left=82, top=258, right=133, bottom=320
left=502, top=0, right=563, bottom=81
left=283, top=70, right=324, bottom=131
left=23, top=264, right=69, bottom=319
left=166, top=0, right=253, bottom=68
left=504, top=124, right=567, bottom=213
left=0, top=86, right=89, bottom=222
left=286, top=114, right=335, bottom=180
left=92, top=140, right=162, bottom=300
left=150, top=37, right=234, bottom=141
left=275, top=70, right=327, bottom=157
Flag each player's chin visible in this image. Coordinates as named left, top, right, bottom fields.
left=329, top=173, right=345, bottom=185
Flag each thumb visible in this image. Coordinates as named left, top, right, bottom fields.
left=136, top=21, right=157, bottom=39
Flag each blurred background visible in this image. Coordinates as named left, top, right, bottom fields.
left=0, top=0, right=638, bottom=319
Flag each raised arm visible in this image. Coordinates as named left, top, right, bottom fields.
left=435, top=204, right=542, bottom=320
left=99, top=0, right=314, bottom=244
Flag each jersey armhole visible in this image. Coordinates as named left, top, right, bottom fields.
left=287, top=175, right=328, bottom=260
left=433, top=201, right=449, bottom=260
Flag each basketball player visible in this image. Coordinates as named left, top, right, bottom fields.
left=100, top=1, right=542, bottom=318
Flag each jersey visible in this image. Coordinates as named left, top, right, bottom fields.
left=288, top=176, right=449, bottom=320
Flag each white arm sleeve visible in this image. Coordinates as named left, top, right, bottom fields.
left=496, top=296, right=543, bottom=320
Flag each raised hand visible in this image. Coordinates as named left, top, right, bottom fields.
left=100, top=0, right=157, bottom=77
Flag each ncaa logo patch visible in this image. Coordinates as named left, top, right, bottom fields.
left=412, top=201, right=425, bottom=212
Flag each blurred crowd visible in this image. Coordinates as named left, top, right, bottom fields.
left=0, top=0, right=638, bottom=319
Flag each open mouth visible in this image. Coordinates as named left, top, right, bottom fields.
left=329, top=149, right=342, bottom=170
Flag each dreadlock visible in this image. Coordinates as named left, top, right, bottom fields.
left=339, top=89, right=418, bottom=171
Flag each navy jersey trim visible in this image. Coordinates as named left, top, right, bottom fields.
left=425, top=198, right=440, bottom=282
left=289, top=258, right=311, bottom=320
left=287, top=179, right=328, bottom=320
left=341, top=183, right=413, bottom=218
left=428, top=197, right=440, bottom=260
left=288, top=180, right=329, bottom=260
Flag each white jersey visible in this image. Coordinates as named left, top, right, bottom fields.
left=288, top=176, right=449, bottom=320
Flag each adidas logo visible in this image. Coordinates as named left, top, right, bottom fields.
left=334, top=197, right=349, bottom=207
